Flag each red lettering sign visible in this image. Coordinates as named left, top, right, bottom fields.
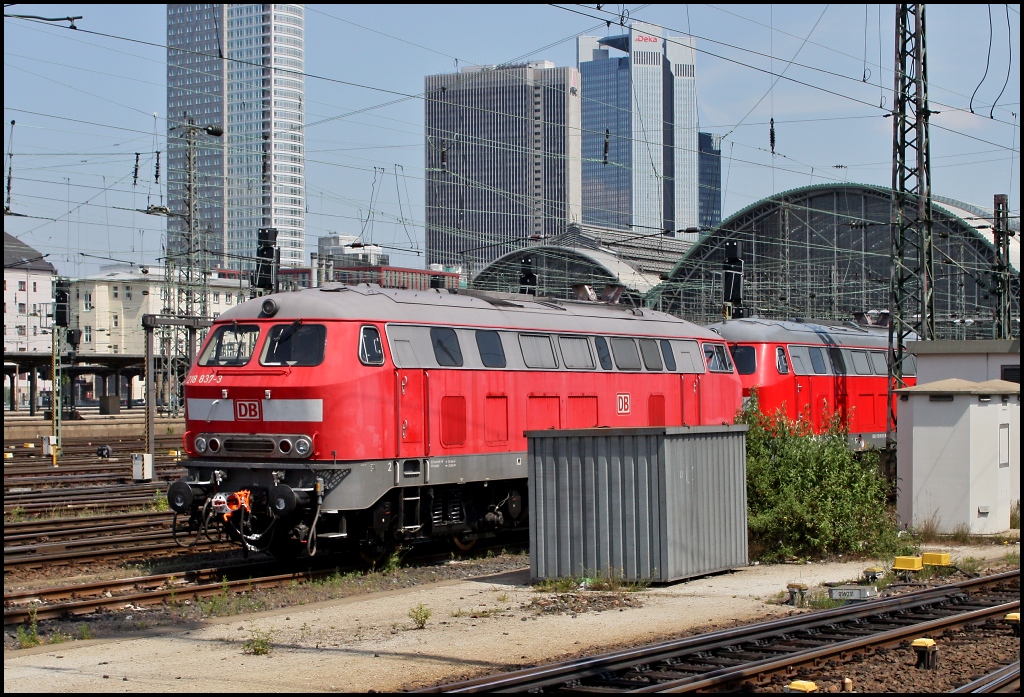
left=616, top=393, right=631, bottom=415
left=235, top=400, right=261, bottom=421
left=634, top=35, right=658, bottom=43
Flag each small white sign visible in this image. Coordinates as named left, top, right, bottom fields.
left=616, top=393, right=631, bottom=415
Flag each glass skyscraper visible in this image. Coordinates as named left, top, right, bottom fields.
left=167, top=4, right=305, bottom=271
left=424, top=62, right=582, bottom=272
left=578, top=22, right=698, bottom=239
left=698, top=131, right=722, bottom=230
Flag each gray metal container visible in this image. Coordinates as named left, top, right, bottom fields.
left=527, top=425, right=748, bottom=583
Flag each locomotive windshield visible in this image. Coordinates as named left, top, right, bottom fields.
left=260, top=322, right=327, bottom=366
left=198, top=324, right=260, bottom=367
left=729, top=345, right=757, bottom=375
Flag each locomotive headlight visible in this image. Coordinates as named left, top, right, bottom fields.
left=194, top=436, right=208, bottom=453
left=208, top=437, right=221, bottom=453
left=294, top=437, right=312, bottom=457
left=278, top=438, right=293, bottom=454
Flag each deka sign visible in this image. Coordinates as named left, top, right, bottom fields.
left=635, top=34, right=658, bottom=43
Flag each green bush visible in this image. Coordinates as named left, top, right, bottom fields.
left=741, top=393, right=900, bottom=561
left=408, top=603, right=431, bottom=629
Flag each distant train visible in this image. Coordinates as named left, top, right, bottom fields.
left=707, top=317, right=917, bottom=449
left=168, top=285, right=743, bottom=559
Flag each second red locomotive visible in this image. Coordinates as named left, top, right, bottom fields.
left=168, top=285, right=743, bottom=558
left=707, top=317, right=917, bottom=449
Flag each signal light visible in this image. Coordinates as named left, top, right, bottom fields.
left=54, top=278, right=71, bottom=327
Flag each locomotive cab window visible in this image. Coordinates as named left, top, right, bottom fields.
left=358, top=325, right=385, bottom=366
left=594, top=336, right=614, bottom=370
left=729, top=345, right=756, bottom=375
left=703, top=343, right=734, bottom=372
left=198, top=324, right=260, bottom=367
left=776, top=347, right=790, bottom=374
left=430, top=327, right=463, bottom=367
left=261, top=322, right=326, bottom=367
left=638, top=339, right=663, bottom=371
left=475, top=330, right=506, bottom=368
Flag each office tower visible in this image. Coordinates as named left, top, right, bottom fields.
left=578, top=21, right=698, bottom=237
left=424, top=61, right=582, bottom=272
left=698, top=131, right=722, bottom=231
left=167, top=4, right=305, bottom=271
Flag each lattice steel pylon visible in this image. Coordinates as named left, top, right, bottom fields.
left=163, top=119, right=221, bottom=414
left=887, top=3, right=935, bottom=448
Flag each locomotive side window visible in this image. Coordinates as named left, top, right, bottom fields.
left=475, top=330, right=506, bottom=368
left=594, top=336, right=614, bottom=370
left=261, top=322, right=327, bottom=366
left=788, top=346, right=811, bottom=374
left=904, top=354, right=917, bottom=377
left=559, top=336, right=595, bottom=370
left=670, top=339, right=704, bottom=373
left=430, top=327, right=464, bottom=367
left=520, top=334, right=558, bottom=369
left=198, top=324, right=260, bottom=367
left=703, top=343, right=734, bottom=372
left=869, top=351, right=888, bottom=375
left=358, top=326, right=385, bottom=366
left=729, top=345, right=756, bottom=375
left=828, top=347, right=847, bottom=374
left=610, top=338, right=642, bottom=371
left=638, top=339, right=663, bottom=371
left=660, top=340, right=677, bottom=371
left=808, top=347, right=828, bottom=374
left=776, top=347, right=790, bottom=374
left=851, top=350, right=872, bottom=375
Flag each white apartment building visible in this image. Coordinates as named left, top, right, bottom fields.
left=4, top=232, right=57, bottom=355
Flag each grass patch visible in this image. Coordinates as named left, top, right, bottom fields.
left=408, top=603, right=431, bottom=629
left=911, top=512, right=942, bottom=543
left=585, top=568, right=651, bottom=592
left=532, top=577, right=581, bottom=593
left=1003, top=549, right=1019, bottom=567
left=1011, top=500, right=1020, bottom=530
left=241, top=626, right=273, bottom=655
left=949, top=522, right=972, bottom=544
left=957, top=556, right=983, bottom=576
left=77, top=623, right=95, bottom=640
left=151, top=489, right=170, bottom=512
left=16, top=605, right=41, bottom=648
left=806, top=590, right=844, bottom=610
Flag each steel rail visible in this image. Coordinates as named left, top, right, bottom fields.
left=951, top=662, right=1022, bottom=694
left=416, top=570, right=1018, bottom=693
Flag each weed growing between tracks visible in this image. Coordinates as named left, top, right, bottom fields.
left=740, top=394, right=908, bottom=562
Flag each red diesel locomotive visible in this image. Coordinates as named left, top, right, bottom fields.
left=707, top=318, right=917, bottom=449
left=168, top=285, right=743, bottom=558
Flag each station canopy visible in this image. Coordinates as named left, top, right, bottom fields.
left=646, top=183, right=1020, bottom=338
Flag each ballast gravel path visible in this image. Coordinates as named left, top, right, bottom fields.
left=3, top=543, right=1016, bottom=693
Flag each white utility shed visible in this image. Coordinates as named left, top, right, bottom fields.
left=896, top=379, right=1019, bottom=535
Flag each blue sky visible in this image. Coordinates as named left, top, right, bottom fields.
left=4, top=4, right=1019, bottom=275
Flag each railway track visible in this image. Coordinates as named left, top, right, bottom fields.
left=3, top=536, right=530, bottom=625
left=415, top=570, right=1019, bottom=693
left=950, top=662, right=1021, bottom=694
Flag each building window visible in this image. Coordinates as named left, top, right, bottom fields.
left=213, top=292, right=220, bottom=304
left=84, top=326, right=92, bottom=342
left=18, top=303, right=26, bottom=314
left=225, top=295, right=233, bottom=306
left=84, top=293, right=93, bottom=311
left=113, top=315, right=119, bottom=328
left=112, top=345, right=119, bottom=354
left=16, top=325, right=26, bottom=336
left=18, top=281, right=26, bottom=291
left=33, top=282, right=37, bottom=292
left=125, top=286, right=132, bottom=300
left=113, top=286, right=119, bottom=298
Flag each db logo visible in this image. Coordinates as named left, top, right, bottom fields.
left=235, top=400, right=262, bottom=420
left=616, top=393, right=631, bottom=415
left=634, top=35, right=658, bottom=43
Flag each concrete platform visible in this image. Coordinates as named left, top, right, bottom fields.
left=3, top=410, right=184, bottom=441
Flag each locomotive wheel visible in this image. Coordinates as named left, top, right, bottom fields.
left=358, top=541, right=391, bottom=566
left=451, top=534, right=477, bottom=552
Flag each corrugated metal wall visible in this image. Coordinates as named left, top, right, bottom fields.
left=528, top=425, right=748, bottom=582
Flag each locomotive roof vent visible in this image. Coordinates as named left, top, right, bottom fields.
left=261, top=298, right=279, bottom=317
